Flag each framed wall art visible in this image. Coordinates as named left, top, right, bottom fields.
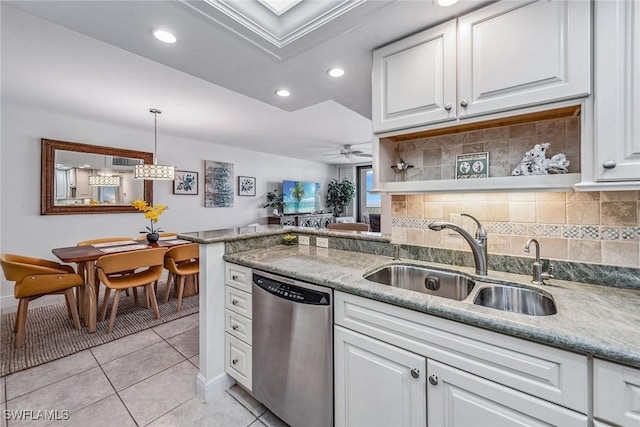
left=238, top=176, right=256, bottom=196
left=204, top=160, right=234, bottom=207
left=455, top=152, right=489, bottom=179
left=173, top=170, right=198, bottom=195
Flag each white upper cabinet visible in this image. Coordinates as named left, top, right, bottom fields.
left=457, top=0, right=591, bottom=119
left=372, top=20, right=457, bottom=133
left=590, top=0, right=640, bottom=184
left=372, top=0, right=591, bottom=135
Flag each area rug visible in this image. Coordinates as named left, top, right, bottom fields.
left=0, top=290, right=199, bottom=377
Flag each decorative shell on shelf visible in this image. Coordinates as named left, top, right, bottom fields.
left=512, top=142, right=570, bottom=176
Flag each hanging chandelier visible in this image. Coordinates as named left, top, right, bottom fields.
left=134, top=108, right=175, bottom=180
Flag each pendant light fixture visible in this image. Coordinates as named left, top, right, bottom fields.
left=134, top=108, right=175, bottom=180
left=89, top=155, right=121, bottom=186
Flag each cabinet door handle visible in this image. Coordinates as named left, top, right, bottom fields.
left=231, top=299, right=239, bottom=305
left=602, top=160, right=617, bottom=169
left=428, top=374, right=438, bottom=386
left=444, top=103, right=452, bottom=111
left=410, top=368, right=420, bottom=379
left=232, top=358, right=239, bottom=365
left=232, top=274, right=239, bottom=280
left=460, top=100, right=468, bottom=108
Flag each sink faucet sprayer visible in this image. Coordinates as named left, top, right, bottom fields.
left=428, top=213, right=488, bottom=276
left=524, top=238, right=554, bottom=285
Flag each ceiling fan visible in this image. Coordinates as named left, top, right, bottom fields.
left=323, top=144, right=372, bottom=159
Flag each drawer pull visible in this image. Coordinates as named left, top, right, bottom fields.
left=428, top=374, right=438, bottom=386
left=232, top=358, right=239, bottom=365
left=232, top=274, right=240, bottom=280
left=231, top=299, right=239, bottom=305
left=232, top=324, right=239, bottom=330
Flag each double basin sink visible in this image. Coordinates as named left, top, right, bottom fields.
left=364, top=264, right=557, bottom=316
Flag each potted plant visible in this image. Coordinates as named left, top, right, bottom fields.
left=325, top=178, right=356, bottom=217
left=262, top=189, right=286, bottom=216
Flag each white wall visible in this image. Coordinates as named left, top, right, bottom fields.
left=0, top=103, right=334, bottom=306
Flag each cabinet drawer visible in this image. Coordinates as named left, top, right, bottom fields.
left=594, top=359, right=640, bottom=426
left=225, top=262, right=252, bottom=293
left=335, top=291, right=588, bottom=413
left=225, top=287, right=252, bottom=318
left=225, top=333, right=252, bottom=391
left=225, top=309, right=252, bottom=345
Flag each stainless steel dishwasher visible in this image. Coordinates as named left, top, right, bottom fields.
left=252, top=270, right=333, bottom=427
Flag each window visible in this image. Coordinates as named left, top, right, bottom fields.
left=357, top=166, right=380, bottom=224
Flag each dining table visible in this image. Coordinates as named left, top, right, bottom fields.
left=52, top=237, right=193, bottom=333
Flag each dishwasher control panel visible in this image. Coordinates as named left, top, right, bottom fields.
left=253, top=273, right=331, bottom=306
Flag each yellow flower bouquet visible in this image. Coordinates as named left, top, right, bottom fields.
left=282, top=233, right=297, bottom=245
left=131, top=200, right=168, bottom=242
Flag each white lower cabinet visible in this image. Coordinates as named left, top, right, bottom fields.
left=427, top=359, right=587, bottom=426
left=224, top=262, right=253, bottom=391
left=594, top=359, right=640, bottom=426
left=334, top=326, right=426, bottom=427
left=334, top=291, right=589, bottom=427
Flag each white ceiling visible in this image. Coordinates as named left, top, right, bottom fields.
left=2, top=0, right=493, bottom=165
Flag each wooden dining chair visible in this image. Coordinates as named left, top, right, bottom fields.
left=327, top=222, right=370, bottom=231
left=76, top=237, right=135, bottom=299
left=96, top=248, right=167, bottom=333
left=0, top=254, right=83, bottom=348
left=163, top=243, right=199, bottom=312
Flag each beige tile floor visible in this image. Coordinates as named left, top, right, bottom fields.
left=1, top=313, right=289, bottom=427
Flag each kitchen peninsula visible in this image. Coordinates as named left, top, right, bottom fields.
left=179, top=225, right=640, bottom=426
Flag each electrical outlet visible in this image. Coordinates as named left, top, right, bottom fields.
left=298, top=235, right=310, bottom=245
left=316, top=237, right=329, bottom=248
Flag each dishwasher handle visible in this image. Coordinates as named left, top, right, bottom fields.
left=253, top=273, right=331, bottom=306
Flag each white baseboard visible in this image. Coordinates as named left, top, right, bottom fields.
left=196, top=372, right=235, bottom=402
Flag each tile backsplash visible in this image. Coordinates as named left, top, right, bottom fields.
left=391, top=191, right=640, bottom=268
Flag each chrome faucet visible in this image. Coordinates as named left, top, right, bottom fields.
left=524, top=238, right=554, bottom=285
left=428, top=213, right=488, bottom=275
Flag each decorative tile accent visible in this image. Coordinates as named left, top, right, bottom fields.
left=580, top=226, right=600, bottom=240
left=562, top=225, right=579, bottom=239
left=529, top=224, right=545, bottom=236
left=544, top=225, right=561, bottom=237
left=621, top=227, right=640, bottom=241
left=511, top=224, right=528, bottom=235
left=600, top=227, right=620, bottom=241
left=493, top=223, right=513, bottom=234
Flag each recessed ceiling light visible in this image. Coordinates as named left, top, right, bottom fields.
left=153, top=29, right=177, bottom=44
left=327, top=68, right=345, bottom=78
left=436, top=0, right=459, bottom=6
left=276, top=89, right=291, bottom=97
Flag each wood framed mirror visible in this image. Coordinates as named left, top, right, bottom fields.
left=41, top=139, right=154, bottom=215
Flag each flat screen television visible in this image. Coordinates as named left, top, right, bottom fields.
left=282, top=180, right=320, bottom=215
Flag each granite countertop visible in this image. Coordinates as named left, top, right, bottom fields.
left=224, top=244, right=640, bottom=368
left=178, top=224, right=391, bottom=244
